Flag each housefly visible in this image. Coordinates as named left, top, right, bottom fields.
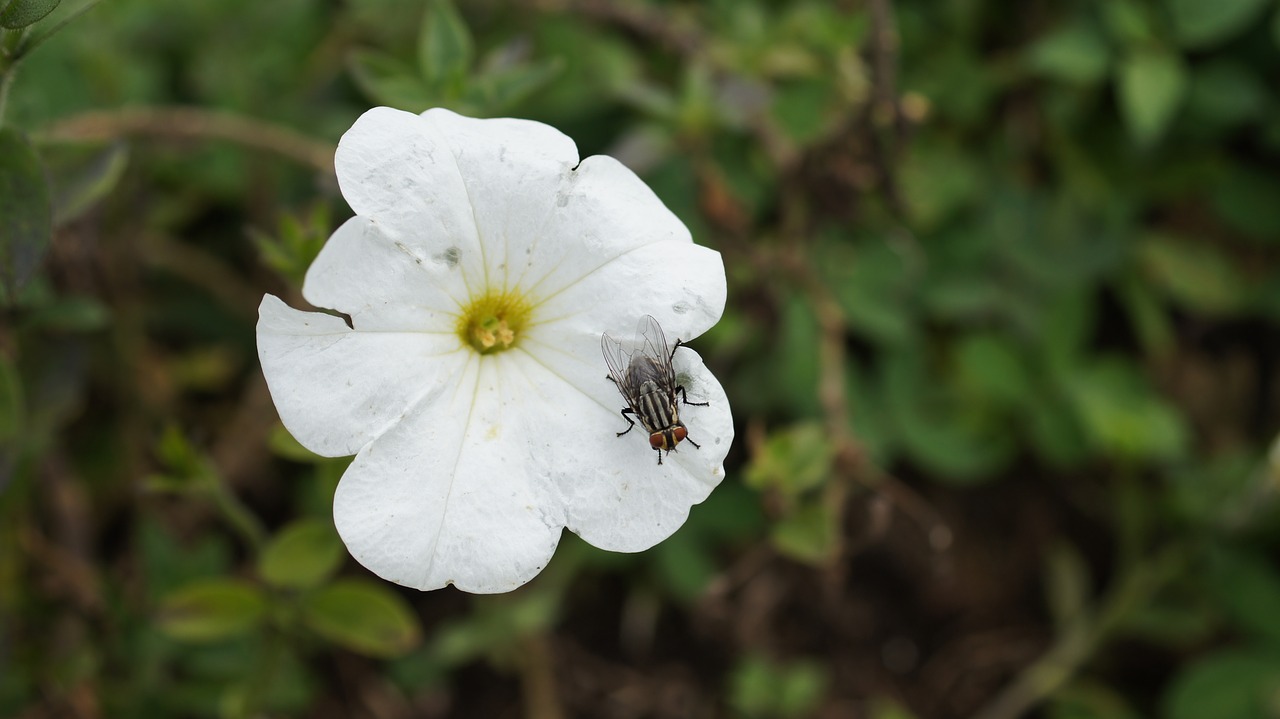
left=602, top=315, right=708, bottom=465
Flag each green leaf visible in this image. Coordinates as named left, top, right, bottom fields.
left=1064, top=359, right=1188, bottom=462
left=816, top=237, right=917, bottom=347
left=730, top=655, right=828, bottom=719
left=883, top=348, right=1015, bottom=482
left=900, top=139, right=981, bottom=231
left=42, top=141, right=129, bottom=227
left=1138, top=235, right=1246, bottom=314
left=1101, top=0, right=1155, bottom=44
left=428, top=590, right=558, bottom=666
left=1028, top=20, right=1110, bottom=84
left=1204, top=545, right=1280, bottom=645
left=1050, top=680, right=1143, bottom=719
left=955, top=334, right=1033, bottom=409
left=0, top=0, right=59, bottom=28
left=1186, top=61, right=1268, bottom=130
left=301, top=579, right=422, bottom=658
left=1117, top=50, right=1187, bottom=147
left=156, top=579, right=268, bottom=642
left=1162, top=648, right=1280, bottom=719
left=257, top=519, right=345, bottom=590
left=0, top=128, right=53, bottom=300
left=1212, top=167, right=1280, bottom=242
left=1167, top=0, right=1273, bottom=49
left=771, top=77, right=837, bottom=146
left=466, top=58, right=563, bottom=112
left=744, top=422, right=835, bottom=497
left=770, top=500, right=840, bottom=565
left=348, top=49, right=433, bottom=111
left=417, top=0, right=472, bottom=85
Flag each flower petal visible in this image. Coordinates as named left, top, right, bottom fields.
left=529, top=242, right=726, bottom=369
left=333, top=354, right=566, bottom=592
left=334, top=107, right=580, bottom=300
left=512, top=341, right=733, bottom=552
left=511, top=155, right=693, bottom=302
left=302, top=216, right=466, bottom=331
left=256, top=295, right=467, bottom=456
left=418, top=109, right=580, bottom=293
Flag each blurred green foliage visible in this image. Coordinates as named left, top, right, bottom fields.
left=3, top=0, right=1280, bottom=717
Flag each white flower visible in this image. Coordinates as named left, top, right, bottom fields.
left=256, top=107, right=732, bottom=593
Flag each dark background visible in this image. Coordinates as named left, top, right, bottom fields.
left=4, top=0, right=1280, bottom=717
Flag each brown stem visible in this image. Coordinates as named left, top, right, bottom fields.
left=34, top=106, right=335, bottom=176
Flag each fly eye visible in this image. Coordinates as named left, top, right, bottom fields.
left=649, top=433, right=665, bottom=449
left=673, top=426, right=687, bottom=443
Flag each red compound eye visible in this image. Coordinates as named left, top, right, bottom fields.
left=649, top=433, right=665, bottom=449
left=672, top=426, right=687, bottom=444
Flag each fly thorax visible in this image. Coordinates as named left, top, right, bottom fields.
left=637, top=380, right=674, bottom=431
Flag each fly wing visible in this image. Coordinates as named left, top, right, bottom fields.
left=635, top=315, right=675, bottom=385
left=601, top=329, right=636, bottom=399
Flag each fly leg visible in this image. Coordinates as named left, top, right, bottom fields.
left=675, top=385, right=709, bottom=407
left=615, top=407, right=638, bottom=437
left=606, top=376, right=640, bottom=436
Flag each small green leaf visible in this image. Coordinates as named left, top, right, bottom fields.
left=0, top=0, right=59, bottom=28
left=770, top=501, right=839, bottom=565
left=730, top=655, right=829, bottom=719
left=1204, top=545, right=1280, bottom=645
left=156, top=579, right=267, bottom=642
left=900, top=139, right=981, bottom=231
left=1167, top=0, right=1273, bottom=49
left=301, top=579, right=422, bottom=658
left=744, top=422, right=835, bottom=497
left=42, top=141, right=129, bottom=227
left=1211, top=167, right=1280, bottom=242
left=258, top=519, right=345, bottom=590
left=1138, top=235, right=1246, bottom=314
left=955, top=334, right=1032, bottom=409
left=1064, top=359, right=1188, bottom=462
left=1186, top=61, right=1268, bottom=129
left=417, top=0, right=472, bottom=85
left=1028, top=20, right=1110, bottom=84
left=1117, top=50, right=1187, bottom=147
left=348, top=49, right=433, bottom=111
left=0, top=128, right=53, bottom=300
left=1162, top=648, right=1280, bottom=719
left=466, top=58, right=564, bottom=112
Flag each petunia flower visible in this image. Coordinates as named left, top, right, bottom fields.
left=256, top=107, right=732, bottom=593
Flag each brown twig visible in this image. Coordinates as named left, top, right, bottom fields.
left=34, top=106, right=335, bottom=177
left=518, top=633, right=566, bottom=719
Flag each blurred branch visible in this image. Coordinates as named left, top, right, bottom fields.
left=778, top=241, right=951, bottom=561
left=971, top=545, right=1187, bottom=719
left=864, top=0, right=908, bottom=220
left=519, top=633, right=566, bottom=719
left=35, top=107, right=335, bottom=176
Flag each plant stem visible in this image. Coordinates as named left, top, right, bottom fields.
left=34, top=106, right=335, bottom=175
left=202, top=462, right=267, bottom=553
left=971, top=544, right=1187, bottom=719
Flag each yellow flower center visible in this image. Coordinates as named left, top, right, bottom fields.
left=457, top=290, right=533, bottom=355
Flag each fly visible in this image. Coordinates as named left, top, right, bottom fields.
left=602, top=315, right=708, bottom=465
